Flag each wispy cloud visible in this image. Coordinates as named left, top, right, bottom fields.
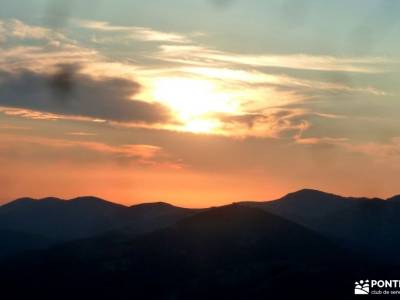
left=67, top=131, right=97, bottom=137
left=0, top=133, right=178, bottom=167
left=76, top=20, right=192, bottom=43
left=180, top=66, right=386, bottom=95
left=295, top=136, right=349, bottom=145
left=0, top=19, right=67, bottom=43
left=0, top=107, right=110, bottom=123
left=343, top=138, right=400, bottom=159
left=0, top=123, right=31, bottom=131
left=157, top=45, right=390, bottom=73
left=0, top=45, right=98, bottom=73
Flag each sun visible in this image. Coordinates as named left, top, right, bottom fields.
left=184, top=119, right=220, bottom=133
left=152, top=77, right=236, bottom=133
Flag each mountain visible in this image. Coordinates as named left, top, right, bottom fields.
left=0, top=229, right=53, bottom=257
left=242, top=189, right=381, bottom=222
left=0, top=196, right=197, bottom=243
left=241, top=189, right=400, bottom=261
left=0, top=196, right=126, bottom=241
left=241, top=188, right=388, bottom=227
left=121, top=202, right=201, bottom=235
left=0, top=205, right=362, bottom=299
left=309, top=199, right=400, bottom=260
left=3, top=190, right=399, bottom=261
left=387, top=194, right=400, bottom=202
left=1, top=192, right=400, bottom=298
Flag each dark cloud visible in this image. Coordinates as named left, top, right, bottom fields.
left=48, top=64, right=76, bottom=98
left=0, top=64, right=172, bottom=124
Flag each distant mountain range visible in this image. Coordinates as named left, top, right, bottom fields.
left=0, top=196, right=199, bottom=252
left=243, top=189, right=400, bottom=261
left=1, top=189, right=400, bottom=299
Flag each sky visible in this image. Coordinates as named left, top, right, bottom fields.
left=0, top=0, right=399, bottom=207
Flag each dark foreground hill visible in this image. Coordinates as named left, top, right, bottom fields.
left=0, top=205, right=380, bottom=299
left=1, top=190, right=400, bottom=299
left=0, top=229, right=53, bottom=257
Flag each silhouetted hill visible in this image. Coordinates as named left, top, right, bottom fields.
left=311, top=199, right=400, bottom=261
left=0, top=205, right=367, bottom=299
left=2, top=196, right=400, bottom=299
left=0, top=196, right=126, bottom=241
left=242, top=189, right=387, bottom=224
left=0, top=197, right=37, bottom=210
left=0, top=197, right=197, bottom=244
left=387, top=194, right=400, bottom=202
left=3, top=190, right=400, bottom=263
left=241, top=189, right=400, bottom=262
left=121, top=201, right=201, bottom=235
left=0, top=229, right=53, bottom=257
left=137, top=204, right=343, bottom=265
left=242, top=189, right=381, bottom=222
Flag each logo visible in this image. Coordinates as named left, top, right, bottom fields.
left=355, top=280, right=370, bottom=295
left=354, top=279, right=400, bottom=295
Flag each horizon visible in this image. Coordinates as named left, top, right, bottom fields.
left=2, top=188, right=397, bottom=209
left=1, top=0, right=400, bottom=207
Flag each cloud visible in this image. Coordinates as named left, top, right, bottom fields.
left=343, top=138, right=400, bottom=159
left=208, top=108, right=311, bottom=138
left=0, top=44, right=102, bottom=76
left=158, top=45, right=390, bottom=73
left=0, top=64, right=172, bottom=124
left=0, top=132, right=185, bottom=170
left=295, top=137, right=349, bottom=145
left=0, top=107, right=64, bottom=121
left=0, top=123, right=30, bottom=131
left=181, top=66, right=386, bottom=95
left=67, top=132, right=97, bottom=137
left=0, top=20, right=5, bottom=42
left=0, top=133, right=174, bottom=166
left=76, top=20, right=191, bottom=43
left=0, top=18, right=392, bottom=141
left=0, top=19, right=67, bottom=42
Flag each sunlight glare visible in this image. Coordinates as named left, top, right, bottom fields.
left=153, top=77, right=237, bottom=133
left=184, top=119, right=220, bottom=134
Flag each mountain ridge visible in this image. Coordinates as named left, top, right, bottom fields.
left=2, top=189, right=400, bottom=261
left=2, top=196, right=193, bottom=210
left=0, top=196, right=198, bottom=241
left=1, top=190, right=400, bottom=298
left=2, top=188, right=396, bottom=210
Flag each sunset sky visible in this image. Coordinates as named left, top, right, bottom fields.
left=0, top=0, right=399, bottom=207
